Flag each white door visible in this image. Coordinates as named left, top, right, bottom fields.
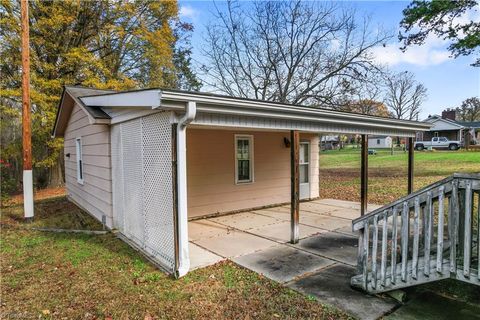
left=299, top=142, right=310, bottom=200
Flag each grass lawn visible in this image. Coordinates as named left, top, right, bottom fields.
left=1, top=198, right=351, bottom=320
left=319, top=149, right=480, bottom=205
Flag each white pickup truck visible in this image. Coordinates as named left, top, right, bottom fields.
left=414, top=137, right=462, bottom=151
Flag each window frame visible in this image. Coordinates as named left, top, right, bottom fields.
left=234, top=134, right=254, bottom=184
left=75, top=137, right=84, bottom=184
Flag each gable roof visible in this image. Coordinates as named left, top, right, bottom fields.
left=52, top=86, right=115, bottom=137
left=53, top=86, right=431, bottom=138
left=424, top=115, right=464, bottom=129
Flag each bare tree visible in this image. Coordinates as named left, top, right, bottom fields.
left=202, top=1, right=392, bottom=107
left=456, top=97, right=480, bottom=122
left=384, top=71, right=427, bottom=121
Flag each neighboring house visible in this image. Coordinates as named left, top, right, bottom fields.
left=368, top=136, right=392, bottom=149
left=320, top=135, right=340, bottom=150
left=52, top=86, right=429, bottom=277
left=456, top=120, right=480, bottom=144
left=417, top=109, right=480, bottom=144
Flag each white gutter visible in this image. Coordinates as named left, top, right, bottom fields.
left=176, top=101, right=196, bottom=277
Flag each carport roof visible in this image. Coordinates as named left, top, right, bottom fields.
left=53, top=86, right=431, bottom=137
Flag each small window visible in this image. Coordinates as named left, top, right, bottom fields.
left=75, top=137, right=84, bottom=184
left=377, top=139, right=381, bottom=145
left=235, top=135, right=253, bottom=183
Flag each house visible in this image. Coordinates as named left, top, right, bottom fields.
left=52, top=86, right=430, bottom=277
left=417, top=109, right=480, bottom=144
left=368, top=136, right=392, bottom=149
left=320, top=135, right=340, bottom=150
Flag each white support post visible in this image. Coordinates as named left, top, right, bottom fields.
left=175, top=101, right=196, bottom=277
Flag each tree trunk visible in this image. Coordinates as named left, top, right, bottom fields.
left=48, top=153, right=64, bottom=187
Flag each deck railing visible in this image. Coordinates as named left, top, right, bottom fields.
left=351, top=173, right=480, bottom=293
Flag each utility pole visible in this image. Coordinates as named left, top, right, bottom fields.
left=21, top=0, right=34, bottom=221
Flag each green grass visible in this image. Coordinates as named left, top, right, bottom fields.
left=321, top=149, right=480, bottom=172
left=1, top=198, right=351, bottom=319
left=319, top=149, right=480, bottom=205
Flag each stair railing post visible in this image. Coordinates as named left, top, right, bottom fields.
left=408, top=137, right=414, bottom=194
left=361, top=134, right=368, bottom=216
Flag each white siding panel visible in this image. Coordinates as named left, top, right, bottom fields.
left=63, top=103, right=113, bottom=227
left=187, top=129, right=319, bottom=218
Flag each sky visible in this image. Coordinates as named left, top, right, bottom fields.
left=178, top=0, right=480, bottom=120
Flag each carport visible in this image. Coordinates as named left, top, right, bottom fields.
left=54, top=87, right=431, bottom=278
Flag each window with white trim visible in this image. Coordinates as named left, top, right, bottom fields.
left=75, top=137, right=84, bottom=184
left=235, top=135, right=253, bottom=183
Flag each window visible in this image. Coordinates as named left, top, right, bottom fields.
left=299, top=142, right=309, bottom=184
left=376, top=139, right=381, bottom=145
left=75, top=137, right=84, bottom=184
left=235, top=135, right=253, bottom=183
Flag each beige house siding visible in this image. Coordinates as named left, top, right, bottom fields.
left=64, top=103, right=113, bottom=227
left=186, top=128, right=319, bottom=218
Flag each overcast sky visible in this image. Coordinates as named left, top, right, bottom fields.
left=179, top=0, right=480, bottom=120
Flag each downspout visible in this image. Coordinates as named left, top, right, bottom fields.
left=176, top=101, right=196, bottom=277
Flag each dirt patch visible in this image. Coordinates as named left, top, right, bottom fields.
left=319, top=168, right=447, bottom=205
left=3, top=187, right=66, bottom=207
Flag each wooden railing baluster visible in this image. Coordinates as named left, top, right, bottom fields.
left=391, top=207, right=398, bottom=284
left=477, top=192, right=480, bottom=280
left=363, top=221, right=370, bottom=290
left=412, top=197, right=420, bottom=279
left=437, top=186, right=445, bottom=273
left=424, top=191, right=433, bottom=277
left=477, top=192, right=479, bottom=280
left=372, top=216, right=378, bottom=289
left=401, top=202, right=409, bottom=282
left=381, top=211, right=388, bottom=287
left=463, top=180, right=472, bottom=277
left=450, top=180, right=458, bottom=273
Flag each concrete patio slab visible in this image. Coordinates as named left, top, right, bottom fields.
left=315, top=199, right=382, bottom=212
left=296, top=232, right=358, bottom=266
left=192, top=228, right=278, bottom=258
left=385, top=291, right=480, bottom=320
left=326, top=208, right=363, bottom=220
left=288, top=264, right=398, bottom=320
left=189, top=243, right=224, bottom=270
left=300, top=212, right=352, bottom=231
left=249, top=221, right=325, bottom=243
left=251, top=208, right=291, bottom=221
left=188, top=220, right=231, bottom=241
left=298, top=201, right=340, bottom=215
left=234, top=246, right=335, bottom=283
left=209, top=211, right=282, bottom=230
left=334, top=225, right=359, bottom=237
